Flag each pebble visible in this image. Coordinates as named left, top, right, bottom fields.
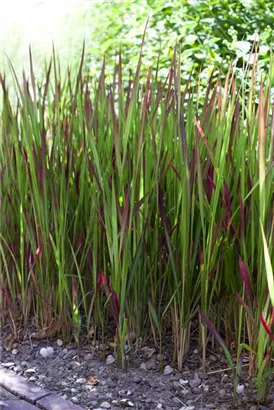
left=100, top=402, right=111, bottom=409
left=38, top=375, right=46, bottom=380
left=237, top=383, right=244, bottom=394
left=120, top=399, right=134, bottom=407
left=2, top=362, right=15, bottom=368
left=140, top=362, right=146, bottom=370
left=12, top=349, right=18, bottom=355
left=189, top=373, right=201, bottom=388
left=40, top=347, right=54, bottom=358
left=29, top=376, right=37, bottom=382
left=25, top=368, right=36, bottom=374
left=21, top=361, right=28, bottom=367
left=144, top=357, right=156, bottom=370
left=119, top=390, right=132, bottom=396
left=84, top=353, right=93, bottom=361
left=157, top=405, right=162, bottom=409
left=71, top=397, right=79, bottom=403
left=76, top=377, right=86, bottom=384
left=13, top=365, right=22, bottom=372
left=181, top=407, right=195, bottom=410
left=57, top=339, right=63, bottom=346
left=163, top=365, right=173, bottom=375
left=106, top=355, right=116, bottom=365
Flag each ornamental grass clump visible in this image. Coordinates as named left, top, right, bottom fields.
left=0, top=43, right=273, bottom=402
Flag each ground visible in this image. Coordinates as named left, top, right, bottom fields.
left=1, top=331, right=273, bottom=410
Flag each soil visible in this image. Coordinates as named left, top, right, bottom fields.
left=0, top=330, right=273, bottom=410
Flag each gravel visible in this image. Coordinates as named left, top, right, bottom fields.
left=1, top=332, right=272, bottom=410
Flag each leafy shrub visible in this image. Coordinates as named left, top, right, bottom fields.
left=84, top=0, right=274, bottom=86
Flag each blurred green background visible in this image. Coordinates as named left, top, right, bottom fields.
left=1, top=0, right=274, bottom=86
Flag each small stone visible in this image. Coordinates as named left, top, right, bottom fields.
left=157, top=405, right=163, bottom=409
left=106, top=354, right=116, bottom=365
left=120, top=399, right=134, bottom=407
left=140, top=363, right=147, bottom=370
left=86, top=385, right=96, bottom=392
left=237, top=383, right=244, bottom=394
left=71, top=388, right=77, bottom=393
left=71, top=396, right=79, bottom=403
left=13, top=365, right=22, bottom=372
left=40, top=346, right=54, bottom=358
left=25, top=368, right=36, bottom=374
left=21, top=361, right=28, bottom=367
left=29, top=376, right=37, bottom=381
left=179, top=379, right=189, bottom=385
left=38, top=374, right=46, bottom=380
left=249, top=406, right=257, bottom=410
left=76, top=377, right=86, bottom=384
left=164, top=365, right=173, bottom=375
left=119, top=390, right=132, bottom=396
left=61, top=395, right=68, bottom=400
left=144, top=357, right=156, bottom=370
left=84, top=353, right=93, bottom=361
left=2, top=362, right=15, bottom=368
left=57, top=339, right=63, bottom=346
left=101, top=402, right=111, bottom=409
left=12, top=349, right=18, bottom=355
left=67, top=360, right=81, bottom=369
left=189, top=374, right=201, bottom=388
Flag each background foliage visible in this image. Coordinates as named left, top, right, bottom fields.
left=83, top=0, right=274, bottom=86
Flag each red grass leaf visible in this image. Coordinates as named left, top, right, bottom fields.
left=200, top=311, right=227, bottom=351
left=239, top=258, right=253, bottom=307
left=260, top=313, right=274, bottom=342
left=205, top=164, right=215, bottom=201
left=97, top=271, right=109, bottom=293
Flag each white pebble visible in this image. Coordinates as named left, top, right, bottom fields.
left=40, top=347, right=54, bottom=358
left=25, top=368, right=36, bottom=374
left=106, top=355, right=116, bottom=365
left=2, top=362, right=15, bottom=368
left=76, top=378, right=86, bottom=384
left=237, top=383, right=245, bottom=394
left=163, top=365, right=173, bottom=375
left=100, top=402, right=111, bottom=409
